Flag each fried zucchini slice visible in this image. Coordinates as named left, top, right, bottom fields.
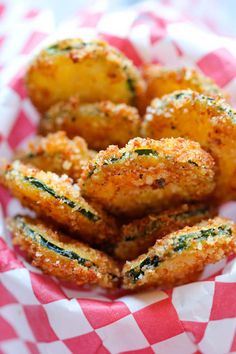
left=142, top=90, right=236, bottom=200
left=81, top=137, right=215, bottom=218
left=39, top=99, right=141, bottom=150
left=16, top=131, right=95, bottom=180
left=1, top=161, right=119, bottom=244
left=9, top=216, right=120, bottom=289
left=114, top=203, right=216, bottom=261
left=143, top=65, right=228, bottom=103
left=122, top=217, right=236, bottom=290
left=26, top=38, right=145, bottom=113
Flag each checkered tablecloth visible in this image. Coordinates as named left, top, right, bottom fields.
left=0, top=1, right=236, bottom=353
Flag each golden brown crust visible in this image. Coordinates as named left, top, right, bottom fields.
left=39, top=99, right=141, bottom=150
left=16, top=131, right=95, bottom=181
left=143, top=65, right=228, bottom=105
left=80, top=137, right=215, bottom=218
left=1, top=160, right=119, bottom=244
left=142, top=90, right=236, bottom=201
left=122, top=217, right=236, bottom=290
left=26, top=38, right=145, bottom=113
left=8, top=215, right=120, bottom=289
left=114, top=203, right=217, bottom=261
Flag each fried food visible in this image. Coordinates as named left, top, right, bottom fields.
left=9, top=215, right=120, bottom=289
left=142, top=90, right=236, bottom=200
left=40, top=99, right=141, bottom=150
left=1, top=160, right=119, bottom=244
left=16, top=131, right=95, bottom=181
left=81, top=137, right=215, bottom=218
left=143, top=66, right=228, bottom=104
left=122, top=217, right=236, bottom=290
left=26, top=38, right=145, bottom=113
left=114, top=203, right=216, bottom=261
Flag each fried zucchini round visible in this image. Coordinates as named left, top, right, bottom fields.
left=142, top=90, right=236, bottom=200
left=26, top=38, right=145, bottom=113
left=1, top=161, right=119, bottom=244
left=16, top=131, right=95, bottom=181
left=39, top=99, right=141, bottom=150
left=122, top=217, right=236, bottom=290
left=81, top=137, right=215, bottom=218
left=9, top=215, right=120, bottom=289
left=143, top=65, right=227, bottom=103
left=114, top=203, right=216, bottom=261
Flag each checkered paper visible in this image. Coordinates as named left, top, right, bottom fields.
left=0, top=1, right=236, bottom=353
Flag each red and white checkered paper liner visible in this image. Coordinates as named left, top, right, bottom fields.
left=0, top=1, right=236, bottom=353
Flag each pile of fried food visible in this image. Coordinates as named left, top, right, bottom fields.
left=1, top=38, right=236, bottom=291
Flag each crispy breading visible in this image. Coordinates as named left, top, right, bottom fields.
left=143, top=66, right=228, bottom=104
left=81, top=137, right=215, bottom=218
left=16, top=131, right=95, bottom=181
left=26, top=38, right=145, bottom=113
left=122, top=217, right=236, bottom=290
left=39, top=99, right=141, bottom=150
left=114, top=203, right=216, bottom=261
left=1, top=161, right=119, bottom=244
left=9, top=215, right=120, bottom=289
left=142, top=90, right=236, bottom=200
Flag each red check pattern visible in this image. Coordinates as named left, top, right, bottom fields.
left=0, top=1, right=236, bottom=353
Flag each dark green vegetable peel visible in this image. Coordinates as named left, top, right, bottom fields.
left=46, top=42, right=88, bottom=55
left=126, top=224, right=232, bottom=283
left=188, top=160, right=199, bottom=166
left=134, top=149, right=159, bottom=157
left=124, top=206, right=211, bottom=243
left=173, top=225, right=232, bottom=252
left=127, top=77, right=135, bottom=95
left=24, top=176, right=99, bottom=222
left=128, top=255, right=160, bottom=282
left=16, top=218, right=96, bottom=269
left=173, top=206, right=210, bottom=221
left=93, top=149, right=159, bottom=175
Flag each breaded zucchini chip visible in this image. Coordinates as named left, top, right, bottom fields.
left=122, top=217, right=236, bottom=290
left=143, top=66, right=227, bottom=103
left=114, top=203, right=216, bottom=261
left=39, top=99, right=141, bottom=150
left=142, top=90, right=236, bottom=200
left=9, top=216, right=120, bottom=289
left=26, top=38, right=145, bottom=113
left=16, top=131, right=95, bottom=180
left=1, top=161, right=119, bottom=244
left=81, top=137, right=215, bottom=218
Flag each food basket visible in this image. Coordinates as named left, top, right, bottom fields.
left=0, top=1, right=236, bottom=353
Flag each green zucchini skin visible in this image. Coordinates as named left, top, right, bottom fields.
left=128, top=255, right=160, bottom=283
left=81, top=137, right=215, bottom=218
left=9, top=215, right=120, bottom=288
left=134, top=149, right=159, bottom=157
left=127, top=224, right=232, bottom=284
left=114, top=204, right=216, bottom=261
left=24, top=176, right=99, bottom=222
left=122, top=217, right=236, bottom=290
left=46, top=42, right=88, bottom=55
left=16, top=217, right=96, bottom=269
left=3, top=161, right=119, bottom=245
left=89, top=149, right=160, bottom=177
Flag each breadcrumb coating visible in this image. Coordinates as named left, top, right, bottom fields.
left=39, top=99, right=141, bottom=150
left=143, top=66, right=228, bottom=105
left=1, top=161, right=119, bottom=245
left=142, top=90, right=236, bottom=200
left=114, top=203, right=216, bottom=261
left=26, top=38, right=145, bottom=112
left=16, top=131, right=95, bottom=181
left=9, top=215, right=120, bottom=289
left=122, top=217, right=236, bottom=290
left=81, top=137, right=215, bottom=217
